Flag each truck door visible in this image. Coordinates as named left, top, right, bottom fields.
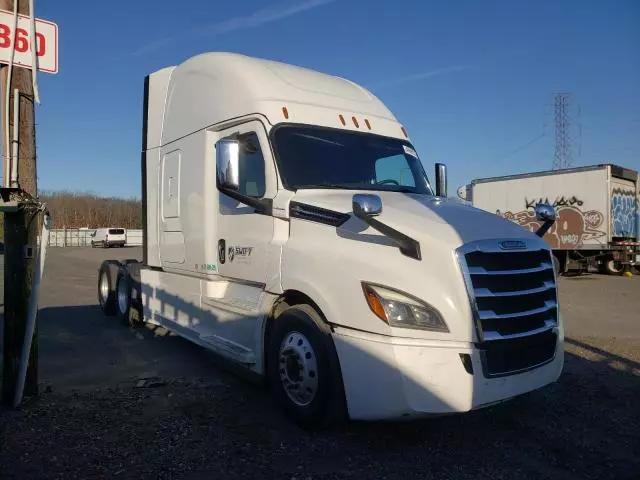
left=214, top=120, right=276, bottom=285
left=200, top=120, right=277, bottom=361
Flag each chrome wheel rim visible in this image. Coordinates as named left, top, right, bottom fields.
left=99, top=272, right=109, bottom=306
left=278, top=331, right=318, bottom=407
left=117, top=278, right=128, bottom=314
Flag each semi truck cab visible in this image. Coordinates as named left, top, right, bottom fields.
left=97, top=52, right=564, bottom=427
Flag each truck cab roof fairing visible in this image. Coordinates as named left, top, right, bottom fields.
left=153, top=52, right=405, bottom=146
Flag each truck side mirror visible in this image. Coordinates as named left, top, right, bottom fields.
left=435, top=163, right=447, bottom=197
left=534, top=203, right=556, bottom=237
left=456, top=184, right=471, bottom=202
left=216, top=138, right=240, bottom=190
left=353, top=194, right=382, bottom=218
left=352, top=193, right=421, bottom=260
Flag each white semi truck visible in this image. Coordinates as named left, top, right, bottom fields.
left=457, top=164, right=640, bottom=275
left=97, top=52, right=564, bottom=427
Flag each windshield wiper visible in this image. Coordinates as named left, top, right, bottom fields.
left=300, top=184, right=351, bottom=189
left=300, top=184, right=418, bottom=193
left=385, top=187, right=415, bottom=193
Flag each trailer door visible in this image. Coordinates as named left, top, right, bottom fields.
left=610, top=175, right=638, bottom=240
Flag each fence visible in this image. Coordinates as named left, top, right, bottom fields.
left=44, top=229, right=143, bottom=247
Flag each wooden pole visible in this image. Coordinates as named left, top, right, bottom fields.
left=1, top=0, right=39, bottom=405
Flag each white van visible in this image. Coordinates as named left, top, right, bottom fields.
left=91, top=228, right=127, bottom=248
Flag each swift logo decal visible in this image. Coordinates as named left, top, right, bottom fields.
left=227, top=246, right=254, bottom=264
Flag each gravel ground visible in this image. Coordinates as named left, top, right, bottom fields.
left=1, top=248, right=639, bottom=479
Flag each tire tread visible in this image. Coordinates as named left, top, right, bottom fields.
left=267, top=303, right=347, bottom=430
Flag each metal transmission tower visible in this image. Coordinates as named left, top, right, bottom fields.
left=553, top=92, right=572, bottom=170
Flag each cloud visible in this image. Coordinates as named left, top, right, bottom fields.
left=367, top=64, right=469, bottom=89
left=367, top=50, right=539, bottom=90
left=130, top=0, right=337, bottom=57
left=130, top=38, right=173, bottom=57
left=193, top=0, right=336, bottom=36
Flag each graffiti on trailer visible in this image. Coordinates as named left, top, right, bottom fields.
left=524, top=195, right=584, bottom=209
left=611, top=188, right=638, bottom=238
left=497, top=201, right=607, bottom=249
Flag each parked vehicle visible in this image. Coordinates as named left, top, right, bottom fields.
left=97, top=52, right=565, bottom=427
left=458, top=164, right=640, bottom=275
left=91, top=228, right=127, bottom=248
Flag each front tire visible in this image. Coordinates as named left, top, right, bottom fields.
left=267, top=304, right=346, bottom=429
left=552, top=254, right=561, bottom=277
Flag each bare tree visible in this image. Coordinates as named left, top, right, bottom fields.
left=38, top=190, right=142, bottom=229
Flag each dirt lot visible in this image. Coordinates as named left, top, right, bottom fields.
left=1, top=247, right=639, bottom=479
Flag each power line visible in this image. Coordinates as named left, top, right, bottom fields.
left=492, top=132, right=547, bottom=164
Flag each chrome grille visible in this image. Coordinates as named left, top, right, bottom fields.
left=457, top=238, right=559, bottom=377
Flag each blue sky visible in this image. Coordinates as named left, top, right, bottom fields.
left=18, top=0, right=640, bottom=199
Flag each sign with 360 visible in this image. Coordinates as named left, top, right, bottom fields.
left=0, top=9, right=58, bottom=74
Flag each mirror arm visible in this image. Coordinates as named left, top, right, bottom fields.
left=354, top=210, right=421, bottom=260
left=535, top=220, right=554, bottom=238
left=218, top=184, right=273, bottom=215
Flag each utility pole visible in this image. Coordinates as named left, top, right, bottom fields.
left=0, top=0, right=39, bottom=405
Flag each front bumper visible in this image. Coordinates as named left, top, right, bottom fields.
left=332, top=327, right=564, bottom=421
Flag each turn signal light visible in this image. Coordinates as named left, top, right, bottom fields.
left=363, top=285, right=387, bottom=322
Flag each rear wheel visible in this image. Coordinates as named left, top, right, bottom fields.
left=98, top=260, right=120, bottom=316
left=267, top=304, right=346, bottom=429
left=604, top=258, right=624, bottom=275
left=116, top=266, right=144, bottom=327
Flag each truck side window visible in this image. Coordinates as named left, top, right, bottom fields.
left=375, top=154, right=416, bottom=187
left=237, top=133, right=266, bottom=198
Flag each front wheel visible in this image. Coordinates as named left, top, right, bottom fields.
left=267, top=304, right=346, bottom=429
left=552, top=254, right=561, bottom=277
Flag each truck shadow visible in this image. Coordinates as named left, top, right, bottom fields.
left=564, top=337, right=639, bottom=373
left=34, top=292, right=640, bottom=480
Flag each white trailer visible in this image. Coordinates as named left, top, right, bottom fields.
left=96, top=52, right=565, bottom=428
left=458, top=164, right=640, bottom=275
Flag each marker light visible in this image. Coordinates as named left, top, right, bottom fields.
left=364, top=118, right=371, bottom=130
left=352, top=116, right=359, bottom=128
left=339, top=114, right=346, bottom=126
left=362, top=283, right=449, bottom=332
left=282, top=106, right=289, bottom=119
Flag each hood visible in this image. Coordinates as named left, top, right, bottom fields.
left=292, top=189, right=537, bottom=248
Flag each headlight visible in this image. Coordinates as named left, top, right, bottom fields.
left=361, top=283, right=449, bottom=332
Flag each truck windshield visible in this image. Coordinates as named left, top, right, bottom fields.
left=271, top=125, right=434, bottom=194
